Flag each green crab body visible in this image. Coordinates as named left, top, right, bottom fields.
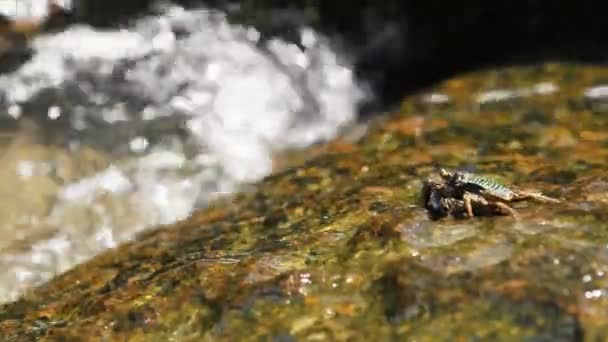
left=422, top=169, right=560, bottom=219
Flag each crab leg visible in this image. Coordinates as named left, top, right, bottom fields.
left=517, top=191, right=561, bottom=203
left=462, top=192, right=475, bottom=218
left=494, top=202, right=519, bottom=217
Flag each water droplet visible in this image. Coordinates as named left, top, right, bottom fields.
left=47, top=106, right=61, bottom=120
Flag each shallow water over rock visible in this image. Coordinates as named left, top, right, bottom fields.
left=2, top=63, right=608, bottom=340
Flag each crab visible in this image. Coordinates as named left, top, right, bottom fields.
left=422, top=168, right=560, bottom=219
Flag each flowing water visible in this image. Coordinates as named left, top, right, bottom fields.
left=0, top=0, right=72, bottom=20
left=0, top=4, right=368, bottom=303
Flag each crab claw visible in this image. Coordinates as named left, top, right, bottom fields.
left=531, top=192, right=561, bottom=203
left=438, top=168, right=451, bottom=179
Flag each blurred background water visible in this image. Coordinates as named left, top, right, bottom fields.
left=0, top=1, right=368, bottom=303
left=0, top=0, right=72, bottom=19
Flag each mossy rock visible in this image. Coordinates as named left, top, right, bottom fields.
left=3, top=63, right=608, bottom=340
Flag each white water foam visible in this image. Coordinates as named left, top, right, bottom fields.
left=0, top=5, right=368, bottom=302
left=0, top=0, right=72, bottom=20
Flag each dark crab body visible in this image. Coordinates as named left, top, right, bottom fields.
left=422, top=168, right=560, bottom=219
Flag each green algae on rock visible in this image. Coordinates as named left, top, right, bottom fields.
left=4, top=63, right=608, bottom=340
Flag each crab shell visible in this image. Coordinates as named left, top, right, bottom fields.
left=439, top=168, right=560, bottom=203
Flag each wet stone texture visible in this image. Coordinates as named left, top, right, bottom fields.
left=5, top=63, right=608, bottom=340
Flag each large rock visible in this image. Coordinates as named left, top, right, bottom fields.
left=3, top=63, right=608, bottom=340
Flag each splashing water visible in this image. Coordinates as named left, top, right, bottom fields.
left=0, top=5, right=368, bottom=302
left=0, top=0, right=72, bottom=20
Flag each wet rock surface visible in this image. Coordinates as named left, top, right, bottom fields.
left=4, top=63, right=608, bottom=340
left=0, top=16, right=35, bottom=74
